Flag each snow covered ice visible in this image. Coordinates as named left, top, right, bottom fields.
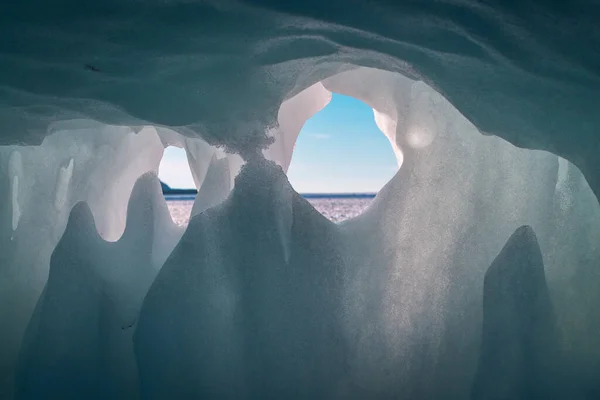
left=1, top=0, right=600, bottom=398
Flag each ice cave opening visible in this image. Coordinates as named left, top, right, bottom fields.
left=158, top=146, right=196, bottom=227
left=3, top=64, right=600, bottom=399
left=1, top=0, right=600, bottom=395
left=285, top=93, right=399, bottom=222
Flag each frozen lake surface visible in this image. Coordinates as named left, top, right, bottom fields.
left=165, top=195, right=374, bottom=226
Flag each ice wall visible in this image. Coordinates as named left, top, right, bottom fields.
left=0, top=124, right=165, bottom=395
left=16, top=173, right=178, bottom=400
left=1, top=65, right=599, bottom=399
left=472, top=226, right=560, bottom=399
left=262, top=82, right=332, bottom=173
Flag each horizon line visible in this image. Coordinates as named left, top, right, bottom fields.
left=163, top=190, right=377, bottom=197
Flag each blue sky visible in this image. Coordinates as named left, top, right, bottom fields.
left=159, top=93, right=399, bottom=193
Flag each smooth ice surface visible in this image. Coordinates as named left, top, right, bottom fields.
left=472, top=226, right=561, bottom=399
left=0, top=124, right=164, bottom=393
left=135, top=160, right=347, bottom=399
left=190, top=154, right=233, bottom=218
left=16, top=173, right=181, bottom=400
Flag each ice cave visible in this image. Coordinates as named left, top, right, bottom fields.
left=1, top=0, right=600, bottom=399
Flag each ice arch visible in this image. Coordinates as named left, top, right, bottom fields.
left=0, top=66, right=599, bottom=399
left=262, top=65, right=488, bottom=178
left=2, top=0, right=599, bottom=204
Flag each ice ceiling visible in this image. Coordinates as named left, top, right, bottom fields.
left=1, top=0, right=600, bottom=399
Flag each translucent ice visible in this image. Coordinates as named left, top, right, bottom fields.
left=472, top=226, right=561, bottom=399
left=0, top=124, right=165, bottom=392
left=16, top=172, right=180, bottom=399
left=135, top=159, right=347, bottom=399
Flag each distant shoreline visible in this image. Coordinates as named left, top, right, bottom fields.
left=298, top=193, right=376, bottom=199
left=163, top=188, right=198, bottom=195
left=163, top=190, right=377, bottom=199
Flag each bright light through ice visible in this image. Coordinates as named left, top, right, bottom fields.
left=158, top=146, right=196, bottom=189
left=406, top=127, right=435, bottom=149
left=286, top=93, right=399, bottom=194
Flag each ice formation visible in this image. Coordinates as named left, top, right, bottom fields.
left=472, top=226, right=560, bottom=399
left=17, top=173, right=180, bottom=399
left=1, top=1, right=600, bottom=398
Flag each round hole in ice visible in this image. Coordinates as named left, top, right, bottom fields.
left=286, top=93, right=399, bottom=223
